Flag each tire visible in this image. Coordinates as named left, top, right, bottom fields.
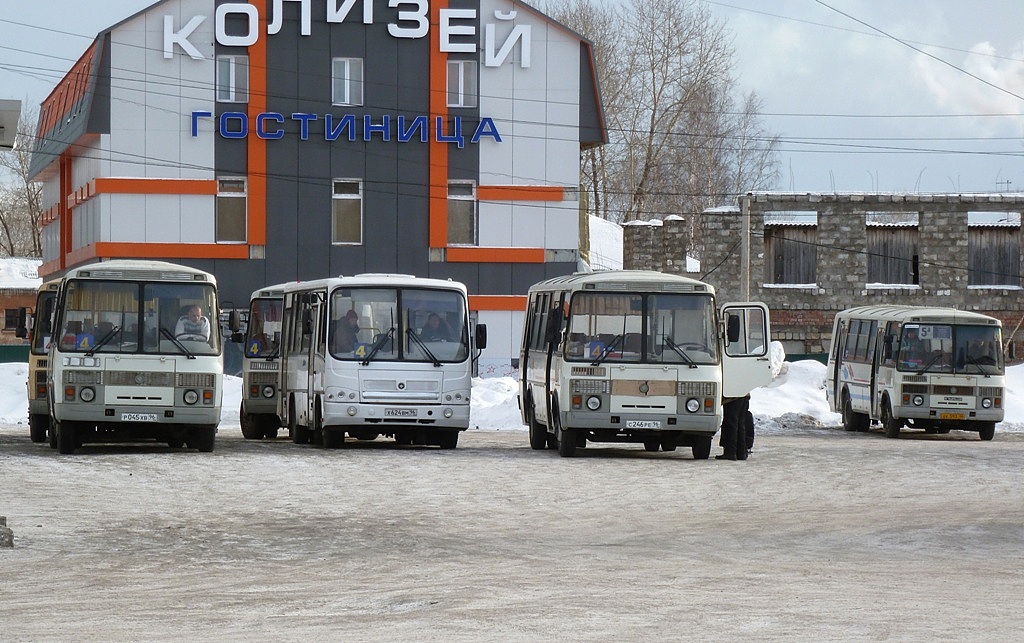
left=437, top=430, right=459, bottom=450
left=843, top=393, right=869, bottom=432
left=394, top=432, right=413, bottom=446
left=527, top=398, right=547, bottom=450
left=190, top=426, right=216, bottom=452
left=978, top=422, right=996, bottom=441
left=48, top=421, right=58, bottom=449
left=882, top=401, right=901, bottom=439
left=240, top=402, right=262, bottom=440
left=691, top=435, right=712, bottom=460
left=289, top=396, right=310, bottom=445
left=321, top=427, right=340, bottom=449
left=56, top=420, right=77, bottom=454
left=557, top=427, right=577, bottom=457
left=660, top=435, right=677, bottom=452
left=260, top=416, right=280, bottom=440
left=29, top=414, right=49, bottom=443
left=643, top=438, right=660, bottom=452
left=311, top=400, right=333, bottom=448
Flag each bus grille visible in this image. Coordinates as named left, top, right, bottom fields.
left=901, top=384, right=929, bottom=395
left=250, top=361, right=278, bottom=370
left=978, top=386, right=1002, bottom=397
left=249, top=372, right=277, bottom=385
left=176, top=373, right=217, bottom=388
left=932, top=385, right=974, bottom=396
left=678, top=381, right=716, bottom=397
left=106, top=371, right=174, bottom=387
left=64, top=370, right=103, bottom=385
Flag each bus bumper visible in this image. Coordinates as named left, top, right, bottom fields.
left=323, top=400, right=471, bottom=430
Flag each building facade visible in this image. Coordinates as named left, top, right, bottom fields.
left=29, top=0, right=606, bottom=373
left=625, top=193, right=1024, bottom=360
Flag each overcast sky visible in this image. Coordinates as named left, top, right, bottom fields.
left=2, top=0, right=1024, bottom=194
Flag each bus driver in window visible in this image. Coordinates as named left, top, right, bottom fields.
left=175, top=305, right=211, bottom=341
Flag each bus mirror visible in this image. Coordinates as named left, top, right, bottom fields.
left=228, top=309, right=241, bottom=333
left=475, top=324, right=488, bottom=350
left=726, top=314, right=741, bottom=343
left=15, top=307, right=28, bottom=339
left=882, top=336, right=893, bottom=360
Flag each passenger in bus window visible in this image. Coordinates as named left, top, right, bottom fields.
left=333, top=309, right=360, bottom=353
left=175, top=305, right=210, bottom=341
left=899, top=327, right=925, bottom=364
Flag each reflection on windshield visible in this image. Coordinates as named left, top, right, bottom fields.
left=244, top=298, right=283, bottom=358
left=565, top=292, right=719, bottom=364
left=56, top=280, right=220, bottom=356
left=329, top=287, right=468, bottom=362
left=897, top=324, right=1003, bottom=374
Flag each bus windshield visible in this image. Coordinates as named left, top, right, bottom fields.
left=565, top=292, right=719, bottom=364
left=329, top=287, right=468, bottom=362
left=244, top=297, right=283, bottom=358
left=897, top=324, right=1003, bottom=374
left=57, top=280, right=220, bottom=356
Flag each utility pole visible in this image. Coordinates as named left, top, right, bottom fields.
left=741, top=194, right=751, bottom=301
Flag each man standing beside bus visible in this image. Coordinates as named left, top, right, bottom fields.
left=717, top=394, right=750, bottom=461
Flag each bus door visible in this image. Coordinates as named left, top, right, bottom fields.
left=308, top=295, right=328, bottom=413
left=721, top=303, right=772, bottom=397
left=830, top=319, right=847, bottom=408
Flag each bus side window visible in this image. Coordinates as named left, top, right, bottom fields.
left=881, top=322, right=899, bottom=365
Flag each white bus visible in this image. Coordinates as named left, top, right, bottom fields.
left=16, top=279, right=60, bottom=445
left=519, top=271, right=771, bottom=458
left=279, top=274, right=486, bottom=449
left=48, top=260, right=223, bottom=454
left=236, top=282, right=290, bottom=440
left=825, top=305, right=1005, bottom=440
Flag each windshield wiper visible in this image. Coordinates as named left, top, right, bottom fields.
left=361, top=326, right=395, bottom=366
left=85, top=325, right=121, bottom=357
left=915, top=352, right=945, bottom=375
left=406, top=329, right=441, bottom=367
left=664, top=336, right=697, bottom=369
left=160, top=327, right=195, bottom=359
left=591, top=334, right=623, bottom=367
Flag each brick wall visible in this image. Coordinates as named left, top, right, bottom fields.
left=624, top=193, right=1024, bottom=358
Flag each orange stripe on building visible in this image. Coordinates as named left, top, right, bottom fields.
left=66, top=242, right=250, bottom=266
left=446, top=247, right=545, bottom=263
left=92, top=177, right=219, bottom=196
left=428, top=1, right=450, bottom=248
left=478, top=185, right=564, bottom=201
left=247, top=0, right=268, bottom=246
left=469, top=295, right=528, bottom=312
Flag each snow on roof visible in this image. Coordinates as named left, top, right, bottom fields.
left=0, top=257, right=42, bottom=289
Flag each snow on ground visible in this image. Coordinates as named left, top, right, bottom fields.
left=1, top=350, right=1021, bottom=432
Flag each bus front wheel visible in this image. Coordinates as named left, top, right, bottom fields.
left=29, top=414, right=49, bottom=443
left=882, top=401, right=901, bottom=439
left=978, top=422, right=995, bottom=441
left=290, top=396, right=310, bottom=445
left=240, top=402, right=261, bottom=440
left=56, top=420, right=77, bottom=455
left=691, top=435, right=712, bottom=460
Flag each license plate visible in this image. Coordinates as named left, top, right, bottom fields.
left=940, top=412, right=965, bottom=420
left=121, top=413, right=158, bottom=422
left=385, top=408, right=417, bottom=418
left=627, top=420, right=661, bottom=429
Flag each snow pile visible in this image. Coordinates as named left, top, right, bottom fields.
left=0, top=257, right=42, bottom=289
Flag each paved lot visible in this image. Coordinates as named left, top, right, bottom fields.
left=2, top=425, right=1023, bottom=640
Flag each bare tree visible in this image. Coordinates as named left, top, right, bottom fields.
left=0, top=108, right=43, bottom=257
left=543, top=0, right=780, bottom=249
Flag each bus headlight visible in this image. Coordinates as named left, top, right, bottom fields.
left=981, top=398, right=992, bottom=409
left=685, top=398, right=701, bottom=413
left=79, top=387, right=95, bottom=403
left=586, top=396, right=601, bottom=411
left=913, top=395, right=924, bottom=407
left=262, top=385, right=275, bottom=398
left=183, top=389, right=199, bottom=405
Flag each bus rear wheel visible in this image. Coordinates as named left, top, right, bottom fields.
left=527, top=398, right=547, bottom=450
left=843, top=393, right=869, bottom=432
left=290, top=396, right=310, bottom=445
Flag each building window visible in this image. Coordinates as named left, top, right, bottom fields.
left=332, top=180, right=363, bottom=244
left=448, top=182, right=477, bottom=246
left=332, top=58, right=364, bottom=106
left=4, top=309, right=17, bottom=330
left=217, top=178, right=247, bottom=242
left=447, top=60, right=478, bottom=108
left=216, top=55, right=249, bottom=103
left=968, top=220, right=1021, bottom=287
left=867, top=213, right=920, bottom=285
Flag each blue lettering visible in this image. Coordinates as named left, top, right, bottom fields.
left=436, top=116, right=465, bottom=148
left=290, top=112, right=318, bottom=140
left=471, top=117, right=502, bottom=143
left=256, top=112, right=285, bottom=139
left=191, top=110, right=212, bottom=137
left=363, top=115, right=392, bottom=141
left=397, top=115, right=429, bottom=142
left=220, top=112, right=248, bottom=138
left=325, top=114, right=358, bottom=141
